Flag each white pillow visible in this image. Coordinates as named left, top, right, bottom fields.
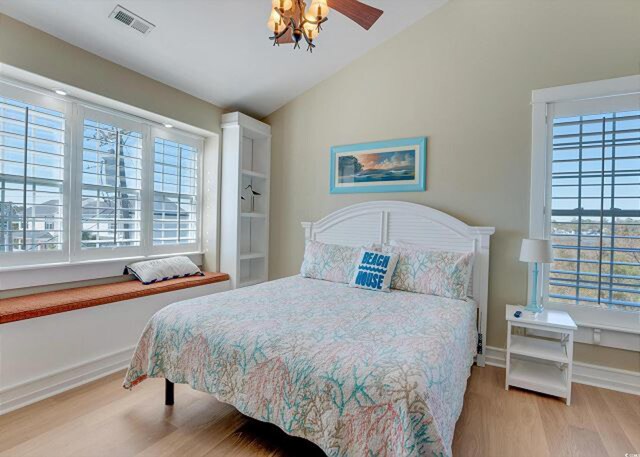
left=349, top=248, right=399, bottom=292
left=125, top=256, right=203, bottom=285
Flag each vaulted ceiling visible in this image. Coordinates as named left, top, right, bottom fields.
left=0, top=0, right=447, bottom=117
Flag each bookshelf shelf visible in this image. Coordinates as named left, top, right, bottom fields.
left=220, top=112, right=271, bottom=289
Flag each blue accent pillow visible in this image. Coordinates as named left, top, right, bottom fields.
left=349, top=249, right=399, bottom=292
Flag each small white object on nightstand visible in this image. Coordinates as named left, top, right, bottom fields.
left=505, top=304, right=577, bottom=405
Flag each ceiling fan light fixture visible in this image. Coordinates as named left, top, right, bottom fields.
left=303, top=12, right=321, bottom=36
left=303, top=21, right=319, bottom=40
left=309, top=0, right=329, bottom=20
left=267, top=10, right=286, bottom=32
left=268, top=0, right=383, bottom=52
left=272, top=0, right=293, bottom=13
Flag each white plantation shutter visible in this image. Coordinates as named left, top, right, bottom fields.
left=0, top=82, right=204, bottom=268
left=549, top=94, right=640, bottom=309
left=153, top=137, right=198, bottom=246
left=0, top=94, right=65, bottom=254
left=81, top=117, right=143, bottom=249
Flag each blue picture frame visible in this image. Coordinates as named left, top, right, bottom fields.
left=330, top=137, right=427, bottom=194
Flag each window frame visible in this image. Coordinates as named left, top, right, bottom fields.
left=0, top=82, right=71, bottom=267
left=529, top=75, right=640, bottom=340
left=0, top=81, right=205, bottom=269
left=72, top=105, right=149, bottom=262
left=149, top=127, right=204, bottom=256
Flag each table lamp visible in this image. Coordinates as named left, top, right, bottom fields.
left=520, top=238, right=553, bottom=314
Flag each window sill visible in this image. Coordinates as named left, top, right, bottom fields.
left=0, top=272, right=229, bottom=324
left=0, top=252, right=204, bottom=291
left=543, top=302, right=640, bottom=352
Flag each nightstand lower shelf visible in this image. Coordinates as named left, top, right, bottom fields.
left=509, top=335, right=568, bottom=363
left=508, top=358, right=568, bottom=398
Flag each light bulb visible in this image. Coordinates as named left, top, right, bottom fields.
left=271, top=9, right=283, bottom=24
left=303, top=18, right=319, bottom=40
left=272, top=0, right=293, bottom=13
left=304, top=27, right=318, bottom=40
left=309, top=0, right=329, bottom=19
left=267, top=10, right=287, bottom=33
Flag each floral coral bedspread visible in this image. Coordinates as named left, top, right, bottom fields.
left=124, top=276, right=477, bottom=457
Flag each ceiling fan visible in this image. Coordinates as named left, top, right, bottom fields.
left=267, top=0, right=384, bottom=52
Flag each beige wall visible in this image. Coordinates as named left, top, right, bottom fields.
left=0, top=14, right=223, bottom=298
left=0, top=13, right=222, bottom=133
left=266, top=0, right=640, bottom=371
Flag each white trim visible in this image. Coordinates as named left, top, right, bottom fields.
left=0, top=252, right=203, bottom=290
left=532, top=75, right=640, bottom=104
left=301, top=201, right=494, bottom=366
left=529, top=75, right=640, bottom=350
left=73, top=105, right=147, bottom=261
left=0, top=73, right=211, bottom=277
left=485, top=346, right=640, bottom=396
left=0, top=346, right=134, bottom=416
left=0, top=65, right=217, bottom=140
left=0, top=82, right=71, bottom=266
left=150, top=127, right=205, bottom=256
left=221, top=112, right=271, bottom=138
left=0, top=279, right=230, bottom=415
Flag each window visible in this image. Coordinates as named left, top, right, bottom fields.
left=81, top=118, right=143, bottom=249
left=0, top=93, right=66, bottom=256
left=153, top=137, right=198, bottom=246
left=0, top=82, right=204, bottom=268
left=550, top=109, right=640, bottom=308
left=530, top=77, right=640, bottom=313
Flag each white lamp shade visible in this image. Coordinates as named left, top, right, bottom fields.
left=520, top=238, right=553, bottom=263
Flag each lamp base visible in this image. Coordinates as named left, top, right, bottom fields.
left=523, top=302, right=544, bottom=315
left=525, top=262, right=544, bottom=316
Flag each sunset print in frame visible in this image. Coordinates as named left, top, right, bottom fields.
left=330, top=137, right=427, bottom=194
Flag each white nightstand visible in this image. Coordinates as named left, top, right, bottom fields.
left=505, top=305, right=577, bottom=405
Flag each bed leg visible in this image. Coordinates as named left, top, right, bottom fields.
left=165, top=379, right=174, bottom=406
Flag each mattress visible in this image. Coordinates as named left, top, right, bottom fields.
left=124, top=276, right=477, bottom=456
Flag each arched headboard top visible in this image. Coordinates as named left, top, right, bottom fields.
left=301, top=201, right=495, bottom=366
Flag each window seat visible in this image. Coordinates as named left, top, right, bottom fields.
left=0, top=272, right=230, bottom=324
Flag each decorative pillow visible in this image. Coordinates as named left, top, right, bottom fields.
left=124, top=256, right=203, bottom=285
left=349, top=249, right=399, bottom=292
left=385, top=245, right=474, bottom=299
left=300, top=241, right=367, bottom=284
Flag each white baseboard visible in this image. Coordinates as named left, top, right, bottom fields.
left=0, top=345, right=135, bottom=415
left=0, top=282, right=229, bottom=417
left=485, top=345, right=640, bottom=396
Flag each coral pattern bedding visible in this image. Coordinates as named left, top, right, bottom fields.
left=299, top=240, right=363, bottom=284
left=124, top=276, right=477, bottom=457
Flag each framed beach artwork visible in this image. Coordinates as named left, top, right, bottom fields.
left=330, top=137, right=427, bottom=194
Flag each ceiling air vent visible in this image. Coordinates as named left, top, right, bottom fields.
left=109, top=5, right=155, bottom=36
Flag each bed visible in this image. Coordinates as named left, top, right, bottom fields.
left=124, top=201, right=494, bottom=457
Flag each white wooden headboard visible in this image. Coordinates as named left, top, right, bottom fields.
left=301, top=201, right=495, bottom=366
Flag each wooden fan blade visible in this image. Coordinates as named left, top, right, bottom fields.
left=328, top=0, right=384, bottom=30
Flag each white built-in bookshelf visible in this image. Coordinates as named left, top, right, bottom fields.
left=220, top=112, right=271, bottom=288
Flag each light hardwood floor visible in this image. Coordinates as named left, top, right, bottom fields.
left=1, top=365, right=638, bottom=457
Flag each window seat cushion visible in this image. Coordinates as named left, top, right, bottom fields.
left=0, top=272, right=230, bottom=324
